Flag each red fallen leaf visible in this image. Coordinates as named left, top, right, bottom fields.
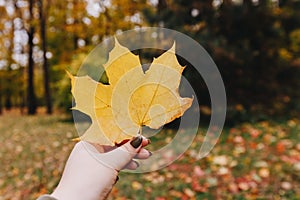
left=145, top=187, right=152, bottom=193
left=280, top=155, right=300, bottom=164
left=193, top=166, right=205, bottom=177
left=249, top=129, right=260, bottom=138
left=248, top=181, right=258, bottom=190
left=192, top=180, right=208, bottom=192
left=20, top=189, right=31, bottom=199
left=233, top=136, right=244, bottom=144
left=276, top=142, right=286, bottom=153
left=169, top=190, right=182, bottom=198
left=181, top=194, right=190, bottom=200
left=228, top=182, right=238, bottom=193
left=168, top=164, right=191, bottom=171
left=109, top=187, right=119, bottom=196
left=155, top=197, right=166, bottom=200
left=238, top=182, right=250, bottom=191
left=249, top=142, right=257, bottom=149
left=229, top=128, right=240, bottom=134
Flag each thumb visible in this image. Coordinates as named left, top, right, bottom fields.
left=94, top=136, right=143, bottom=171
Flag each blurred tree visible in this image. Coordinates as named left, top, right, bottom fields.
left=0, top=5, right=9, bottom=114
left=143, top=0, right=300, bottom=122
left=0, top=0, right=22, bottom=111
left=0, top=5, right=4, bottom=114
left=49, top=0, right=151, bottom=110
left=0, top=0, right=298, bottom=119
left=142, top=0, right=216, bottom=108
left=38, top=0, right=52, bottom=114
left=27, top=0, right=37, bottom=114
left=214, top=0, right=300, bottom=120
left=0, top=72, right=3, bottom=115
left=14, top=0, right=27, bottom=114
left=3, top=1, right=16, bottom=110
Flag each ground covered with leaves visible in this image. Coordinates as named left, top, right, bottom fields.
left=0, top=111, right=299, bottom=200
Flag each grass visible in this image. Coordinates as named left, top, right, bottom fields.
left=0, top=110, right=77, bottom=200
left=0, top=110, right=299, bottom=200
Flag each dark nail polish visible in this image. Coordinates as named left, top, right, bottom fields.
left=114, top=176, right=119, bottom=184
left=130, top=136, right=142, bottom=148
left=147, top=139, right=151, bottom=144
left=134, top=161, right=140, bottom=168
left=149, top=151, right=153, bottom=157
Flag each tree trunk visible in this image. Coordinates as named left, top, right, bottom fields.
left=5, top=94, right=12, bottom=110
left=38, top=0, right=52, bottom=114
left=5, top=8, right=15, bottom=112
left=27, top=0, right=36, bottom=115
left=0, top=88, right=2, bottom=115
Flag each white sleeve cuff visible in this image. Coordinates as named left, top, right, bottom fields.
left=37, top=194, right=58, bottom=200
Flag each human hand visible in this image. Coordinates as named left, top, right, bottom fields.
left=49, top=136, right=151, bottom=200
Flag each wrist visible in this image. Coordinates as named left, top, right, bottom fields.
left=50, top=168, right=118, bottom=200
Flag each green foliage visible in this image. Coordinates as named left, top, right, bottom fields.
left=290, top=29, right=300, bottom=53
left=52, top=53, right=87, bottom=110
left=53, top=73, right=72, bottom=111
left=143, top=0, right=300, bottom=122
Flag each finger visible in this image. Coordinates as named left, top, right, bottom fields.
left=141, top=136, right=151, bottom=147
left=134, top=148, right=152, bottom=159
left=89, top=143, right=116, bottom=153
left=95, top=136, right=143, bottom=171
left=116, top=136, right=150, bottom=148
left=123, top=160, right=139, bottom=170
left=89, top=136, right=146, bottom=153
left=102, top=145, right=116, bottom=152
left=114, top=139, right=130, bottom=147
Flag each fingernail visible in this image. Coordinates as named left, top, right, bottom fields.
left=147, top=139, right=151, bottom=144
left=149, top=151, right=153, bottom=157
left=114, top=176, right=119, bottom=184
left=134, top=160, right=140, bottom=168
left=130, top=136, right=142, bottom=148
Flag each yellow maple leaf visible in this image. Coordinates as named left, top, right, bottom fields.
left=69, top=38, right=193, bottom=145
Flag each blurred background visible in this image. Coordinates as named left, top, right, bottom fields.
left=0, top=0, right=299, bottom=199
